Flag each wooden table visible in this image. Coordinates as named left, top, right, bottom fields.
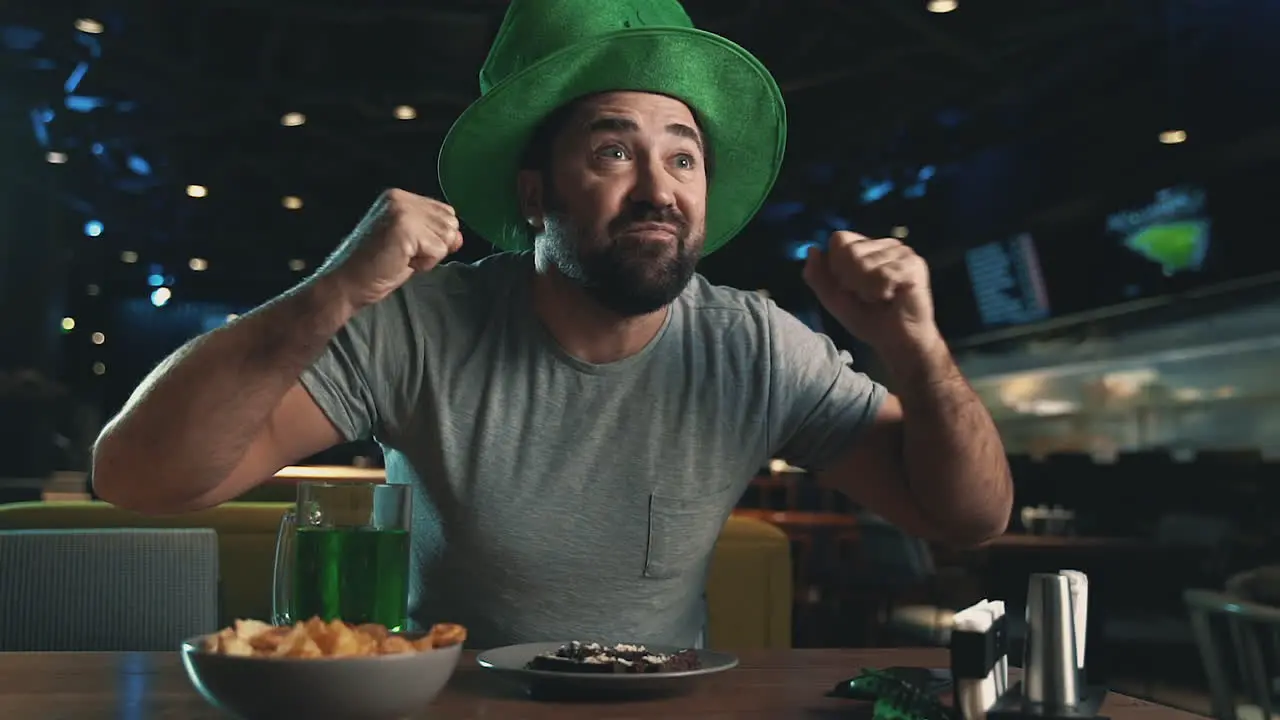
left=731, top=508, right=857, bottom=529
left=0, top=648, right=1204, bottom=719
left=979, top=534, right=1158, bottom=551
left=269, top=465, right=388, bottom=483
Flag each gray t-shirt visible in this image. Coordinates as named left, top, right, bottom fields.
left=299, top=251, right=885, bottom=648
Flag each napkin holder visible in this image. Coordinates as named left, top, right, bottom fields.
left=986, top=682, right=1109, bottom=720
left=987, top=572, right=1108, bottom=720
left=950, top=611, right=1007, bottom=718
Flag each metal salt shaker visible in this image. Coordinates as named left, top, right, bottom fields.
left=1023, top=573, right=1080, bottom=708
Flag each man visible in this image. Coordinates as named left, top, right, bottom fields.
left=91, top=0, right=1011, bottom=648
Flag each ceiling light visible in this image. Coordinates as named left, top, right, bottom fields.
left=1158, top=129, right=1187, bottom=145
left=282, top=195, right=304, bottom=210
left=75, top=18, right=104, bottom=34
left=46, top=151, right=68, bottom=164
left=187, top=184, right=208, bottom=198
left=189, top=258, right=209, bottom=271
left=120, top=251, right=138, bottom=264
left=288, top=259, right=307, bottom=272
left=92, top=362, right=106, bottom=376
left=927, top=0, right=958, bottom=12
left=86, top=284, right=101, bottom=296
left=61, top=317, right=76, bottom=331
left=891, top=225, right=909, bottom=239
left=281, top=112, right=306, bottom=127
left=394, top=105, right=417, bottom=120
left=91, top=332, right=106, bottom=345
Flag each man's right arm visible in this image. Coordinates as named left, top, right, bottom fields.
left=92, top=189, right=464, bottom=514
left=91, top=275, right=355, bottom=514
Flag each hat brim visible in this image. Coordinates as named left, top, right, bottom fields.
left=437, top=26, right=786, bottom=255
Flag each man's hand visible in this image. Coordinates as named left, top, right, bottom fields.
left=320, top=188, right=465, bottom=310
left=801, top=232, right=938, bottom=356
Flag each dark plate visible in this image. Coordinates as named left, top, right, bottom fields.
left=476, top=641, right=738, bottom=700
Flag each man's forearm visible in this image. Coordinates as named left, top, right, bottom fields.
left=93, top=275, right=354, bottom=504
left=883, top=332, right=1012, bottom=544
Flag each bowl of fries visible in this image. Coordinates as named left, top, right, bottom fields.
left=181, top=617, right=466, bottom=720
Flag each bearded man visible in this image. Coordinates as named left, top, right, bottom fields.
left=92, top=0, right=1012, bottom=648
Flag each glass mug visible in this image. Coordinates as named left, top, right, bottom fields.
left=273, top=482, right=413, bottom=631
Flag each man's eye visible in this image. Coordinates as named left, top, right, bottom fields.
left=674, top=153, right=697, bottom=170
left=597, top=146, right=629, bottom=160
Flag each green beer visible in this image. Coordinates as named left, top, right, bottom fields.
left=292, top=526, right=410, bottom=631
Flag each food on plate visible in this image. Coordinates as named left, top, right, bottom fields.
left=201, top=617, right=467, bottom=658
left=526, top=641, right=701, bottom=674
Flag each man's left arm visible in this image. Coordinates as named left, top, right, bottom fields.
left=801, top=233, right=1013, bottom=547
left=817, top=333, right=1012, bottom=547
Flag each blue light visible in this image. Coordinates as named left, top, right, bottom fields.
left=64, top=61, right=89, bottom=94
left=84, top=220, right=103, bottom=237
left=860, top=179, right=894, bottom=205
left=148, top=263, right=163, bottom=274
left=917, top=165, right=936, bottom=181
left=126, top=155, right=152, bottom=176
left=117, top=653, right=150, bottom=720
left=787, top=240, right=823, bottom=261
left=29, top=107, right=51, bottom=147
left=146, top=274, right=165, bottom=287
left=150, top=289, right=171, bottom=307
left=65, top=96, right=107, bottom=113
left=91, top=142, right=104, bottom=155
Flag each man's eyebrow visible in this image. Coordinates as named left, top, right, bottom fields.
left=665, top=122, right=704, bottom=154
left=586, top=117, right=640, bottom=135
left=585, top=116, right=705, bottom=155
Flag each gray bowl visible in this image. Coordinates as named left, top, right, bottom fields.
left=181, top=633, right=461, bottom=720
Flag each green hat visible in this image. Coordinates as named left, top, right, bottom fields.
left=437, top=0, right=787, bottom=256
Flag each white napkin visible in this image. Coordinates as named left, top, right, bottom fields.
left=953, top=600, right=1001, bottom=720
left=987, top=600, right=1008, bottom=694
left=1059, top=570, right=1089, bottom=669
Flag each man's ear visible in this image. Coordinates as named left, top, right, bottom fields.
left=517, top=170, right=545, bottom=230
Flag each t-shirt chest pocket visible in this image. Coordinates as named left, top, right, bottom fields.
left=643, top=484, right=740, bottom=580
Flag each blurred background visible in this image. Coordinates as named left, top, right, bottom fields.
left=3, top=0, right=1280, bottom=713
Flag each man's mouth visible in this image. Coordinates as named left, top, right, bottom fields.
left=618, top=222, right=680, bottom=240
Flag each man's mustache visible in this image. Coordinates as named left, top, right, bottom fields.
left=608, top=204, right=688, bottom=237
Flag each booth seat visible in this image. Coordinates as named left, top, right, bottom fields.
left=0, top=501, right=791, bottom=649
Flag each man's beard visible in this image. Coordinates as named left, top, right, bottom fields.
left=540, top=196, right=702, bottom=318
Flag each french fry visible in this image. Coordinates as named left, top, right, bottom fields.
left=201, top=617, right=466, bottom=658
left=425, top=623, right=468, bottom=650
left=378, top=636, right=416, bottom=655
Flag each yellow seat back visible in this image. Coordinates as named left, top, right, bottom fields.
left=0, top=501, right=791, bottom=648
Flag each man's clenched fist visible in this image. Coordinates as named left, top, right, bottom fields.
left=802, top=231, right=938, bottom=355
left=321, top=189, right=464, bottom=309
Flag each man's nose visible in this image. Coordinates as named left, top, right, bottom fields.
left=629, top=157, right=677, bottom=209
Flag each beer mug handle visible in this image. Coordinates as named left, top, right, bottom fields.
left=272, top=508, right=296, bottom=625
